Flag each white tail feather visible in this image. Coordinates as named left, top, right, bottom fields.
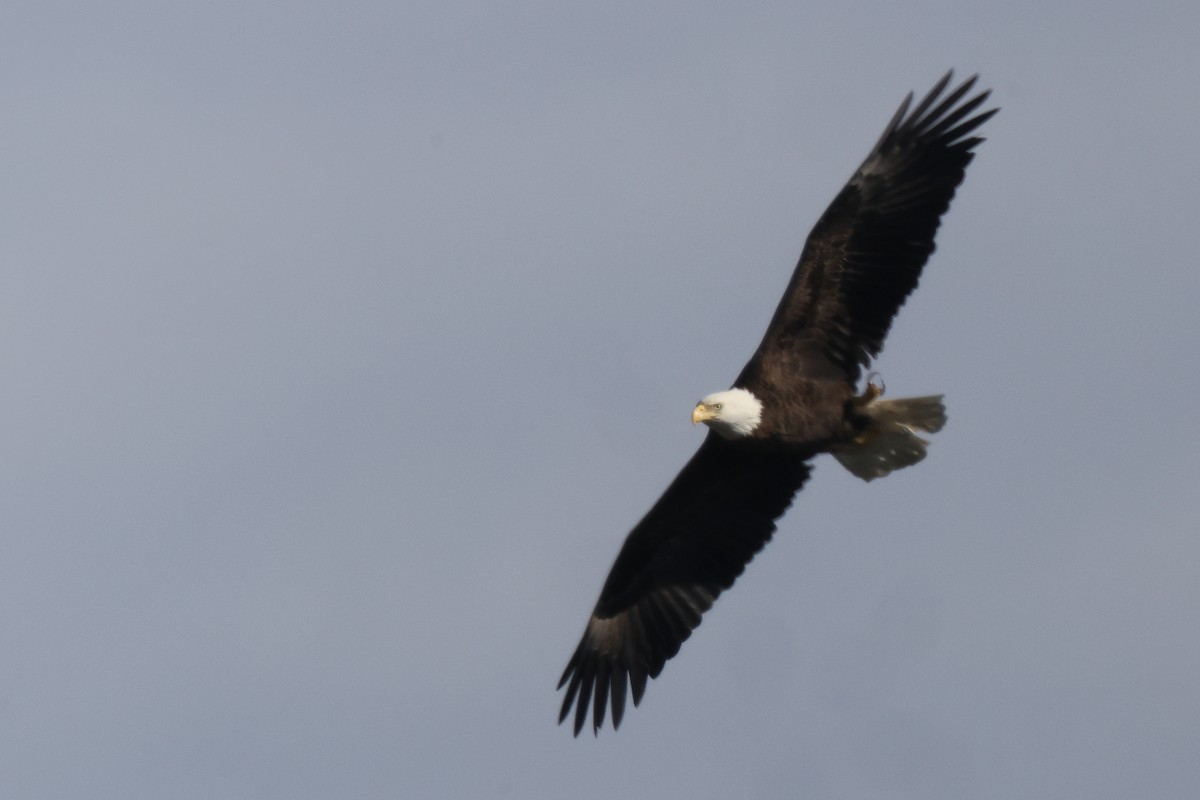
left=833, top=395, right=946, bottom=482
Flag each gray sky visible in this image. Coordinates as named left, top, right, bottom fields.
left=4, top=1, right=1199, bottom=798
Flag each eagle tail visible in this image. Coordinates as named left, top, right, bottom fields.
left=833, top=394, right=946, bottom=482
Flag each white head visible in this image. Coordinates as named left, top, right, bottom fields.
left=691, top=388, right=763, bottom=439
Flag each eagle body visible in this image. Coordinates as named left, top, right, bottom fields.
left=558, top=72, right=996, bottom=736
left=740, top=379, right=856, bottom=449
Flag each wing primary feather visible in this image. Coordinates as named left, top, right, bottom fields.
left=939, top=109, right=998, bottom=147
left=591, top=660, right=610, bottom=734
left=923, top=91, right=990, bottom=140
left=904, top=70, right=955, bottom=126
left=912, top=75, right=978, bottom=133
left=870, top=92, right=913, bottom=151
left=610, top=663, right=629, bottom=729
left=556, top=653, right=576, bottom=691
left=572, top=659, right=595, bottom=737
left=629, top=665, right=648, bottom=706
left=558, top=659, right=582, bottom=723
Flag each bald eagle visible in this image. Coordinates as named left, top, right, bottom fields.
left=558, top=72, right=996, bottom=735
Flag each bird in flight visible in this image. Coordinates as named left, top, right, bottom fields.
left=558, top=72, right=996, bottom=736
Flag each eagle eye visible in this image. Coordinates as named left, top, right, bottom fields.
left=713, top=403, right=723, bottom=410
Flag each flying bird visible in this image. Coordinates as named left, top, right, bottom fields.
left=558, top=72, right=996, bottom=736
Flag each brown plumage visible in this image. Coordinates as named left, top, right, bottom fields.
left=559, top=72, right=996, bottom=736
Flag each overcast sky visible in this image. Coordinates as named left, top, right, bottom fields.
left=3, top=1, right=1199, bottom=798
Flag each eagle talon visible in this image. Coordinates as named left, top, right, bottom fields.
left=855, top=372, right=885, bottom=406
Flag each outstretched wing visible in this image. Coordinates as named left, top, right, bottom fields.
left=558, top=436, right=811, bottom=736
left=739, top=72, right=997, bottom=387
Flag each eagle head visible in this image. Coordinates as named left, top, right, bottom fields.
left=691, top=388, right=763, bottom=439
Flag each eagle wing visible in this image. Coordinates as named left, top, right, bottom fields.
left=558, top=435, right=811, bottom=735
left=738, top=72, right=996, bottom=387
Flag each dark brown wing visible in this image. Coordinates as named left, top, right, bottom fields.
left=737, top=72, right=997, bottom=388
left=557, top=435, right=811, bottom=735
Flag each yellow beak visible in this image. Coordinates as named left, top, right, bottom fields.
left=691, top=403, right=714, bottom=425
